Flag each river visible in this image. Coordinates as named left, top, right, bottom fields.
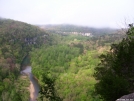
left=21, top=66, right=40, bottom=101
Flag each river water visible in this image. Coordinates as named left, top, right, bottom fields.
left=21, top=66, right=40, bottom=101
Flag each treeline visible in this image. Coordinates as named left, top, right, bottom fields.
left=0, top=19, right=49, bottom=101
left=40, top=24, right=118, bottom=35
left=48, top=32, right=124, bottom=50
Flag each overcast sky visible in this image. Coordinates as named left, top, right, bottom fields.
left=0, top=0, right=134, bottom=28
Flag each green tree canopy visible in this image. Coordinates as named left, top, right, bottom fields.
left=94, top=24, right=134, bottom=101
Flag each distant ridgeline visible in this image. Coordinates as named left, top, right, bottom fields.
left=39, top=24, right=118, bottom=36
left=0, top=19, right=49, bottom=71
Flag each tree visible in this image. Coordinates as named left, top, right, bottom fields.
left=94, top=24, right=134, bottom=101
left=38, top=72, right=62, bottom=101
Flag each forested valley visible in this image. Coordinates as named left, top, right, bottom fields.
left=1, top=18, right=133, bottom=101
left=31, top=24, right=125, bottom=101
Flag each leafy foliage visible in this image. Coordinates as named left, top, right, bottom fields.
left=31, top=45, right=102, bottom=100
left=0, top=19, right=48, bottom=64
left=94, top=25, right=134, bottom=101
left=38, top=72, right=62, bottom=101
left=31, top=45, right=81, bottom=77
left=0, top=18, right=49, bottom=100
left=0, top=66, right=30, bottom=101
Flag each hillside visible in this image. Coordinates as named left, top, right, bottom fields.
left=0, top=18, right=49, bottom=101
left=0, top=19, right=50, bottom=67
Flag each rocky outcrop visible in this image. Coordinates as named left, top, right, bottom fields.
left=116, top=93, right=134, bottom=101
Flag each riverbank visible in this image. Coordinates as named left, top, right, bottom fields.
left=21, top=66, right=40, bottom=101
left=30, top=81, right=36, bottom=101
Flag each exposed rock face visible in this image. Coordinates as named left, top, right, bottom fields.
left=116, top=93, right=134, bottom=101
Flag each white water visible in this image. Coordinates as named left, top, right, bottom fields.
left=21, top=66, right=40, bottom=101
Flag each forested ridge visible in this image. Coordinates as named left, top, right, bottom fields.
left=0, top=19, right=49, bottom=101
left=39, top=24, right=118, bottom=35
left=0, top=19, right=50, bottom=64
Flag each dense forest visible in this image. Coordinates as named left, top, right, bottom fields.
left=0, top=18, right=132, bottom=101
left=0, top=19, right=49, bottom=101
left=94, top=25, right=134, bottom=101
left=30, top=26, right=125, bottom=100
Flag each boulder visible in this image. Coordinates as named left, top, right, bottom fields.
left=116, top=93, right=134, bottom=101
